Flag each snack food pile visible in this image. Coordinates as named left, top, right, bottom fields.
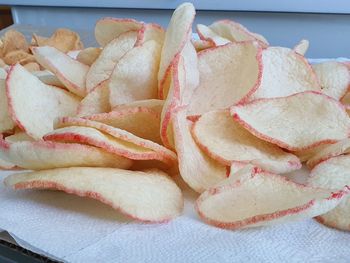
left=1, top=2, right=350, bottom=231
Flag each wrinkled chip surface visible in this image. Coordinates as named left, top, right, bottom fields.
left=4, top=167, right=183, bottom=222
left=231, top=91, right=350, bottom=151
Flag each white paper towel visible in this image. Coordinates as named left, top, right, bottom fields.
left=1, top=169, right=350, bottom=263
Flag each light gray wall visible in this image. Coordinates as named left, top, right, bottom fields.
left=10, top=6, right=350, bottom=58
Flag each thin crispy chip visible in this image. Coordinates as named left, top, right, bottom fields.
left=173, top=107, right=226, bottom=193
left=209, top=20, right=269, bottom=47
left=112, top=99, right=164, bottom=112
left=3, top=50, right=34, bottom=65
left=95, top=18, right=143, bottom=46
left=196, top=24, right=231, bottom=46
left=1, top=30, right=28, bottom=55
left=192, top=110, right=301, bottom=173
left=86, top=31, right=137, bottom=92
left=188, top=41, right=262, bottom=116
left=313, top=61, right=350, bottom=100
left=250, top=47, right=320, bottom=99
left=231, top=91, right=350, bottom=151
left=196, top=166, right=347, bottom=229
left=309, top=155, right=350, bottom=231
left=158, top=3, right=195, bottom=99
left=0, top=138, right=131, bottom=170
left=5, top=131, right=33, bottom=143
left=54, top=117, right=177, bottom=166
left=77, top=81, right=110, bottom=117
left=6, top=64, right=80, bottom=140
left=32, top=46, right=89, bottom=97
left=307, top=139, right=350, bottom=169
left=292, top=144, right=331, bottom=162
left=0, top=76, right=14, bottom=133
left=32, top=28, right=83, bottom=53
left=4, top=167, right=183, bottom=222
left=85, top=106, right=161, bottom=144
left=109, top=40, right=161, bottom=107
left=76, top=47, right=102, bottom=66
left=293, top=39, right=309, bottom=55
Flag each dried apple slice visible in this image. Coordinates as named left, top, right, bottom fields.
left=95, top=18, right=143, bottom=47
left=158, top=3, right=195, bottom=99
left=173, top=107, right=226, bottom=193
left=0, top=138, right=131, bottom=170
left=250, top=47, right=320, bottom=100
left=53, top=117, right=177, bottom=166
left=196, top=24, right=231, bottom=46
left=307, top=139, right=350, bottom=169
left=308, top=155, right=350, bottom=231
left=4, top=167, right=183, bottom=222
left=209, top=20, right=269, bottom=47
left=109, top=40, right=161, bottom=107
left=231, top=91, right=350, bottom=151
left=312, top=61, right=350, bottom=100
left=76, top=81, right=110, bottom=117
left=0, top=77, right=14, bottom=133
left=293, top=39, right=309, bottom=55
left=86, top=31, right=138, bottom=92
left=192, top=110, right=301, bottom=173
left=77, top=47, right=102, bottom=66
left=6, top=64, right=80, bottom=140
left=188, top=41, right=262, bottom=116
left=292, top=144, right=331, bottom=162
left=196, top=166, right=347, bottom=229
left=85, top=106, right=161, bottom=144
left=32, top=46, right=89, bottom=97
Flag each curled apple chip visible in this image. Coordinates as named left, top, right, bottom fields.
left=231, top=91, right=350, bottom=151
left=32, top=70, right=64, bottom=88
left=192, top=39, right=215, bottom=52
left=77, top=47, right=102, bottom=66
left=192, top=110, right=301, bottom=173
left=307, top=139, right=350, bottom=169
left=188, top=41, right=262, bottom=116
left=250, top=47, right=320, bottom=100
left=173, top=107, right=226, bottom=193
left=95, top=18, right=143, bottom=47
left=0, top=30, right=28, bottom=55
left=0, top=138, right=132, bottom=170
left=3, top=50, right=34, bottom=65
left=293, top=39, right=309, bottom=55
left=4, top=167, right=183, bottom=222
left=293, top=144, right=331, bottom=162
left=86, top=31, right=137, bottom=92
left=85, top=106, right=161, bottom=144
left=209, top=20, right=269, bottom=47
left=312, top=61, right=350, bottom=100
left=109, top=40, right=161, bottom=107
left=0, top=76, right=14, bottom=133
left=158, top=2, right=195, bottom=99
left=196, top=24, right=231, bottom=46
left=32, top=28, right=83, bottom=53
left=136, top=23, right=165, bottom=46
left=196, top=166, right=347, bottom=229
left=77, top=81, right=110, bottom=117
left=6, top=64, right=80, bottom=140
left=308, top=155, right=350, bottom=231
left=53, top=117, right=177, bottom=166
left=32, top=46, right=89, bottom=97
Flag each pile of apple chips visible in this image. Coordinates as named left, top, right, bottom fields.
left=1, top=2, right=350, bottom=231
